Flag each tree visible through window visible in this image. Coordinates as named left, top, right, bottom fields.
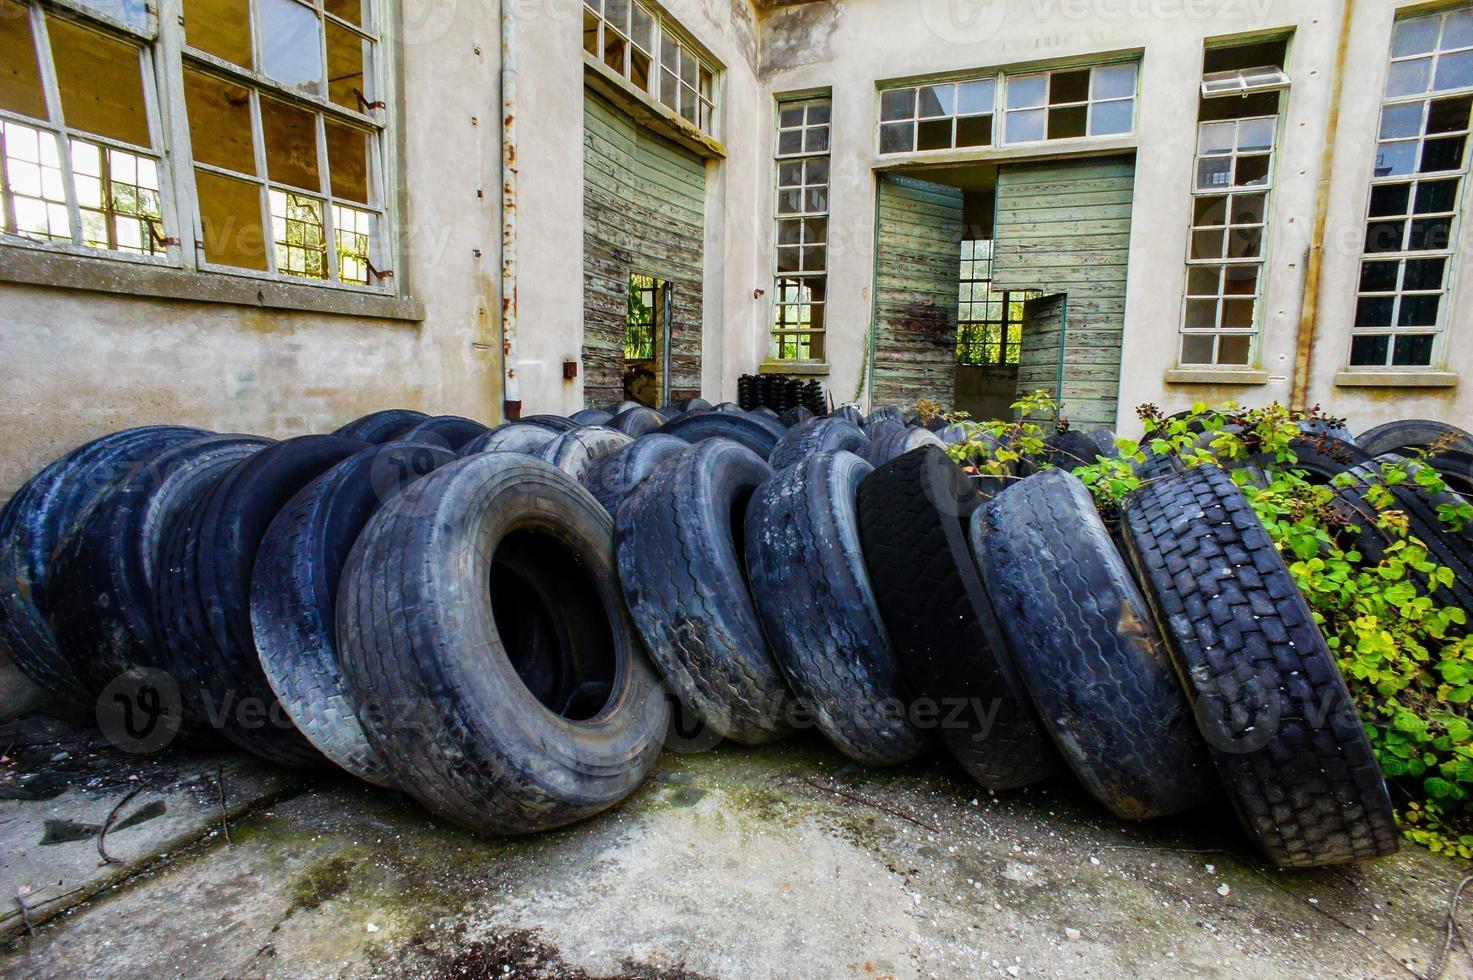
left=956, top=240, right=1037, bottom=366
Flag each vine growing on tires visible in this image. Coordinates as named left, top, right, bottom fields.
left=938, top=395, right=1473, bottom=858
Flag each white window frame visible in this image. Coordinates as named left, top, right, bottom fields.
left=770, top=96, right=829, bottom=363
left=583, top=0, right=719, bottom=137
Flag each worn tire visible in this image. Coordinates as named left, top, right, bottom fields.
left=537, top=427, right=634, bottom=485
left=616, top=440, right=794, bottom=744
left=569, top=409, right=613, bottom=426
left=866, top=406, right=905, bottom=429
left=1121, top=464, right=1398, bottom=866
left=609, top=407, right=666, bottom=438
left=856, top=446, right=1059, bottom=789
left=338, top=453, right=669, bottom=834
left=830, top=405, right=865, bottom=427
left=973, top=470, right=1218, bottom=819
left=1358, top=419, right=1473, bottom=458
left=0, top=425, right=209, bottom=702
left=1428, top=450, right=1473, bottom=500
left=154, top=435, right=367, bottom=766
left=768, top=417, right=870, bottom=471
left=584, top=434, right=688, bottom=518
left=779, top=406, right=814, bottom=428
left=462, top=424, right=559, bottom=457
left=1039, top=430, right=1103, bottom=473
left=333, top=410, right=428, bottom=443
left=670, top=397, right=711, bottom=413
left=517, top=415, right=579, bottom=433
left=396, top=415, right=489, bottom=452
left=659, top=412, right=785, bottom=460
left=866, top=427, right=945, bottom=468
left=746, top=451, right=928, bottom=765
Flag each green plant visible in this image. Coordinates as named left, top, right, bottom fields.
left=951, top=394, right=1473, bottom=858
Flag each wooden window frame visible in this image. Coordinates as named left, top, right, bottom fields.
left=770, top=96, right=829, bottom=363
left=583, top=0, right=719, bottom=137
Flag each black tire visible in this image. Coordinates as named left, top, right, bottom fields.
left=570, top=409, right=614, bottom=426
left=1085, top=429, right=1120, bottom=460
left=609, top=407, right=666, bottom=438
left=1233, top=436, right=1372, bottom=487
left=338, top=453, right=669, bottom=834
left=1428, top=450, right=1473, bottom=500
left=746, top=451, right=929, bottom=765
left=670, top=397, right=711, bottom=413
left=866, top=427, right=945, bottom=468
left=1024, top=430, right=1104, bottom=474
left=1120, top=464, right=1398, bottom=866
left=779, top=406, right=814, bottom=428
left=830, top=405, right=865, bottom=426
left=333, top=409, right=428, bottom=443
left=768, top=417, right=870, bottom=471
left=714, top=402, right=744, bottom=413
left=583, top=434, right=688, bottom=518
left=1358, top=419, right=1473, bottom=458
left=395, top=415, right=489, bottom=452
left=856, top=446, right=1059, bottom=789
left=972, top=470, right=1218, bottom=819
left=517, top=414, right=579, bottom=433
left=752, top=406, right=780, bottom=421
left=0, top=425, right=209, bottom=702
left=659, top=412, right=785, bottom=460
left=461, top=424, right=559, bottom=457
left=536, top=427, right=634, bottom=485
left=616, top=439, right=793, bottom=744
left=603, top=400, right=644, bottom=415
left=49, top=436, right=273, bottom=704
left=154, top=434, right=367, bottom=766
left=866, top=406, right=905, bottom=429
left=252, top=443, right=458, bottom=786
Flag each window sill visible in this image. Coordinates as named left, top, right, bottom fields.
left=582, top=55, right=726, bottom=161
left=1164, top=368, right=1269, bottom=386
left=0, top=245, right=425, bottom=321
left=1333, top=370, right=1458, bottom=389
left=759, top=359, right=830, bottom=376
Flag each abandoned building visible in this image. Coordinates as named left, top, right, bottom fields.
left=2, top=0, right=1471, bottom=498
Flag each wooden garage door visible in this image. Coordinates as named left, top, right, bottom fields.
left=582, top=93, right=705, bottom=407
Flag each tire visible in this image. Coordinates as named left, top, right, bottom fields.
left=584, top=434, right=688, bottom=518
left=972, top=470, right=1218, bottom=819
left=603, top=400, right=644, bottom=415
left=0, top=425, right=209, bottom=702
left=616, top=439, right=793, bottom=744
left=1120, top=463, right=1398, bottom=866
left=866, top=427, right=945, bottom=468
left=518, top=415, right=579, bottom=433
left=1032, top=430, right=1103, bottom=473
left=570, top=409, right=614, bottom=426
left=462, top=424, right=559, bottom=457
left=670, top=397, right=711, bottom=413
left=252, top=443, right=458, bottom=786
left=752, top=406, right=780, bottom=421
left=768, top=417, right=870, bottom=471
left=609, top=407, right=666, bottom=438
left=333, top=410, right=428, bottom=443
left=536, top=427, right=634, bottom=485
left=1085, top=429, right=1120, bottom=460
left=659, top=412, right=785, bottom=460
left=779, top=406, right=814, bottom=428
left=1428, top=450, right=1473, bottom=500
left=856, top=446, right=1059, bottom=789
left=154, top=434, right=367, bottom=766
left=746, top=451, right=928, bottom=765
left=396, top=415, right=490, bottom=452
left=338, top=453, right=669, bottom=834
left=830, top=405, right=865, bottom=427
left=866, top=406, right=905, bottom=429
left=49, top=436, right=273, bottom=705
left=714, top=402, right=744, bottom=413
left=1358, top=419, right=1473, bottom=458
left=1232, top=436, right=1372, bottom=487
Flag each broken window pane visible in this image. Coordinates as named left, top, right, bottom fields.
left=270, top=188, right=327, bottom=278
left=184, top=0, right=253, bottom=69
left=262, top=96, right=320, bottom=191
left=74, top=139, right=164, bottom=253
left=0, top=0, right=47, bottom=120
left=324, top=0, right=362, bottom=27
left=1049, top=70, right=1089, bottom=105
left=48, top=15, right=151, bottom=146
left=326, top=21, right=368, bottom=111
left=583, top=7, right=599, bottom=56
left=184, top=68, right=256, bottom=175
left=260, top=0, right=325, bottom=96
left=196, top=168, right=268, bottom=269
left=326, top=119, right=370, bottom=203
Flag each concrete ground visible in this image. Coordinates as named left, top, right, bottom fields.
left=2, top=724, right=1472, bottom=980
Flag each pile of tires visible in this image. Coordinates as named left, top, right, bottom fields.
left=0, top=399, right=1423, bottom=867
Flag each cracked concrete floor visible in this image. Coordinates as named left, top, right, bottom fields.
left=3, top=735, right=1473, bottom=979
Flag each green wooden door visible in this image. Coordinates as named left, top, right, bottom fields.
left=993, top=156, right=1136, bottom=430
left=583, top=93, right=706, bottom=407
left=871, top=174, right=965, bottom=410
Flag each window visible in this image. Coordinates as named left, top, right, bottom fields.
left=626, top=273, right=659, bottom=360
left=956, top=239, right=1039, bottom=366
left=1351, top=7, right=1473, bottom=368
left=0, top=0, right=392, bottom=290
left=584, top=0, right=717, bottom=135
left=878, top=61, right=1136, bottom=155
left=1201, top=66, right=1291, bottom=99
left=771, top=98, right=829, bottom=361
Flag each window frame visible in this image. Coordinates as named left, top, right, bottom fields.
left=955, top=239, right=1039, bottom=367
left=770, top=95, right=830, bottom=363
left=583, top=0, right=719, bottom=138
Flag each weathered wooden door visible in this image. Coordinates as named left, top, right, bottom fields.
left=993, top=156, right=1136, bottom=430
left=1014, top=294, right=1068, bottom=413
left=871, top=174, right=965, bottom=410
left=583, top=93, right=705, bottom=408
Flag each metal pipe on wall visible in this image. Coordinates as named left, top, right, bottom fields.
left=500, top=0, right=522, bottom=420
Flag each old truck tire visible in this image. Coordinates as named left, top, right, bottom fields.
left=973, top=470, right=1218, bottom=819
left=856, top=446, right=1059, bottom=789
left=1121, top=464, right=1398, bottom=866
left=779, top=406, right=814, bottom=428
left=536, top=427, right=634, bottom=485
left=338, top=453, right=669, bottom=834
left=616, top=439, right=794, bottom=744
left=768, top=417, right=870, bottom=471
left=866, top=427, right=945, bottom=468
left=154, top=435, right=367, bottom=766
left=659, top=412, right=785, bottom=460
left=0, top=425, right=209, bottom=703
left=396, top=415, right=489, bottom=452
left=865, top=406, right=905, bottom=429
left=1358, top=419, right=1473, bottom=458
left=746, top=451, right=929, bottom=765
left=570, top=409, right=614, bottom=426
left=609, top=407, right=666, bottom=438
left=584, top=434, right=688, bottom=518
left=333, top=410, right=428, bottom=443
left=462, top=424, right=559, bottom=457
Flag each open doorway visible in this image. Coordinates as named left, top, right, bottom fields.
left=624, top=274, right=671, bottom=407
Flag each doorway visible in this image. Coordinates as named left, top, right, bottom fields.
left=624, top=274, right=672, bottom=407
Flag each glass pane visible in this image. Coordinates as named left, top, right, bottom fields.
left=1231, top=192, right=1267, bottom=225
left=776, top=124, right=801, bottom=154
left=1193, top=195, right=1228, bottom=227
left=632, top=48, right=651, bottom=90
left=880, top=88, right=915, bottom=121
left=196, top=168, right=268, bottom=269
left=271, top=189, right=327, bottom=278
left=1415, top=178, right=1459, bottom=214
left=917, top=84, right=954, bottom=118
left=1186, top=266, right=1220, bottom=295
left=1221, top=298, right=1255, bottom=329
left=1380, top=103, right=1424, bottom=140
left=1419, top=135, right=1465, bottom=172
left=803, top=217, right=826, bottom=242
left=1198, top=121, right=1236, bottom=156
left=803, top=126, right=829, bottom=152
left=1089, top=99, right=1133, bottom=136
left=603, top=30, right=626, bottom=75
left=1181, top=334, right=1215, bottom=364
left=1365, top=220, right=1407, bottom=253
left=68, top=0, right=149, bottom=29
left=326, top=21, right=368, bottom=110
left=805, top=158, right=829, bottom=185
left=260, top=0, right=325, bottom=95
left=1434, top=49, right=1473, bottom=92
left=776, top=246, right=799, bottom=273
left=1007, top=74, right=1047, bottom=110
left=0, top=0, right=47, bottom=119
left=184, top=68, right=255, bottom=175
left=1224, top=265, right=1259, bottom=295
left=806, top=102, right=830, bottom=124
left=679, top=48, right=697, bottom=87
left=917, top=118, right=951, bottom=151
left=1398, top=292, right=1441, bottom=326
left=1349, top=334, right=1390, bottom=366
left=1448, top=10, right=1473, bottom=50
left=660, top=68, right=678, bottom=111
left=1005, top=108, right=1045, bottom=143
left=1354, top=295, right=1395, bottom=327
left=957, top=79, right=995, bottom=115
left=777, top=218, right=802, bottom=246
left=955, top=114, right=992, bottom=147
left=261, top=96, right=319, bottom=190
left=1392, top=333, right=1435, bottom=366
left=1374, top=141, right=1417, bottom=177
left=879, top=121, right=914, bottom=153
left=1049, top=70, right=1089, bottom=105
left=1218, top=334, right=1252, bottom=365
left=777, top=161, right=802, bottom=187
left=1408, top=216, right=1452, bottom=250
left=1184, top=298, right=1218, bottom=329
left=1392, top=15, right=1439, bottom=58
left=802, top=244, right=826, bottom=272
left=184, top=0, right=253, bottom=68
left=1238, top=117, right=1276, bottom=152
left=1191, top=228, right=1227, bottom=260
left=605, top=0, right=629, bottom=32
left=779, top=104, right=804, bottom=128
left=325, top=119, right=369, bottom=203
left=1403, top=256, right=1447, bottom=290
left=631, top=3, right=653, bottom=49
left=1359, top=260, right=1400, bottom=292
left=583, top=8, right=598, bottom=56
left=48, top=15, right=150, bottom=146
left=1386, top=57, right=1432, bottom=98
left=1196, top=157, right=1233, bottom=191
left=1226, top=225, right=1263, bottom=259
left=1425, top=96, right=1471, bottom=134
left=1369, top=183, right=1411, bottom=217
left=1092, top=63, right=1137, bottom=100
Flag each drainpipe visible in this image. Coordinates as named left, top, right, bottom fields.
left=500, top=0, right=521, bottom=421
left=1290, top=0, right=1355, bottom=413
